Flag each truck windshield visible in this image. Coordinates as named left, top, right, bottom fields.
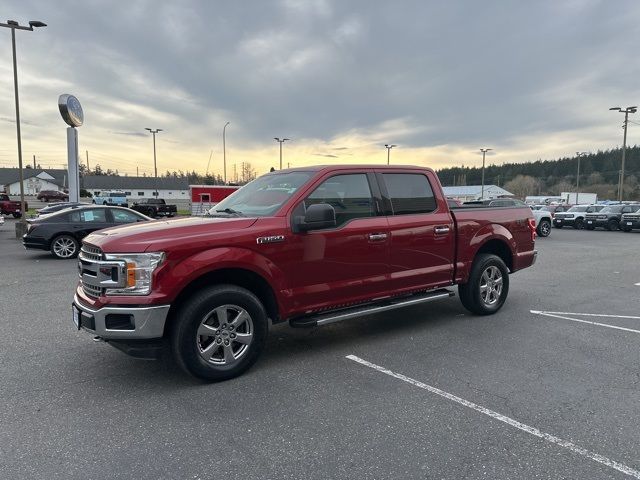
left=211, top=172, right=313, bottom=217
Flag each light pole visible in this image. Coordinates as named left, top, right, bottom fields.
left=274, top=137, right=289, bottom=170
left=1, top=19, right=46, bottom=232
left=145, top=128, right=162, bottom=196
left=575, top=151, right=589, bottom=205
left=384, top=144, right=396, bottom=165
left=223, top=121, right=230, bottom=184
left=609, top=106, right=637, bottom=201
left=479, top=148, right=492, bottom=199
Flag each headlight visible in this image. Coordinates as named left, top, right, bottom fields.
left=103, top=252, right=165, bottom=295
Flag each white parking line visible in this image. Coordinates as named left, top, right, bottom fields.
left=530, top=310, right=640, bottom=334
left=346, top=355, right=640, bottom=479
left=530, top=310, right=640, bottom=320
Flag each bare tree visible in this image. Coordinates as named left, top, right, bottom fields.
left=503, top=175, right=540, bottom=198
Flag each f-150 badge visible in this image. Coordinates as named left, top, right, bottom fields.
left=256, top=235, right=285, bottom=245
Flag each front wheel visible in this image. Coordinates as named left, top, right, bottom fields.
left=606, top=219, right=618, bottom=231
left=537, top=219, right=551, bottom=237
left=50, top=234, right=79, bottom=259
left=458, top=254, right=510, bottom=315
left=171, top=285, right=268, bottom=381
left=573, top=218, right=584, bottom=229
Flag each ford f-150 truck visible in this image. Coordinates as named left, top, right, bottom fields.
left=0, top=193, right=26, bottom=218
left=72, top=165, right=537, bottom=381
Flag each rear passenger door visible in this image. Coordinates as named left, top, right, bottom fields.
left=378, top=171, right=455, bottom=293
left=69, top=209, right=112, bottom=239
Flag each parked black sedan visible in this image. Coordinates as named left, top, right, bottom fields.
left=36, top=202, right=84, bottom=216
left=23, top=206, right=151, bottom=259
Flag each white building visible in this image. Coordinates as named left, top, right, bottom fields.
left=0, top=168, right=67, bottom=195
left=443, top=185, right=514, bottom=203
left=83, top=175, right=190, bottom=200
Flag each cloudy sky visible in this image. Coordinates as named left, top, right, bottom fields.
left=1, top=0, right=639, bottom=178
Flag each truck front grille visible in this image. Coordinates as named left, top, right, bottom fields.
left=79, top=243, right=105, bottom=298
left=80, top=244, right=103, bottom=261
left=82, top=283, right=103, bottom=299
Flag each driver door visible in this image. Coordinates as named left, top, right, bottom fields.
left=281, top=172, right=391, bottom=313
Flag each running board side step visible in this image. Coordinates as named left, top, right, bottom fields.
left=289, top=289, right=454, bottom=328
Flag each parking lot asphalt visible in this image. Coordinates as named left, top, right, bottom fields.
left=1, top=218, right=639, bottom=480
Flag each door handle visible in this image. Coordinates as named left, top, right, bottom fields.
left=368, top=233, right=388, bottom=242
left=434, top=226, right=450, bottom=235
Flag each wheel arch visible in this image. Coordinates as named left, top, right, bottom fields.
left=164, top=267, right=281, bottom=337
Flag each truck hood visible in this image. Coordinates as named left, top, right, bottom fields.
left=84, top=216, right=258, bottom=253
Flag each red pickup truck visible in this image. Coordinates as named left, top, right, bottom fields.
left=73, top=165, right=537, bottom=381
left=0, top=193, right=26, bottom=218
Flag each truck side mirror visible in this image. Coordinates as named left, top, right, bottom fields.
left=295, top=203, right=336, bottom=232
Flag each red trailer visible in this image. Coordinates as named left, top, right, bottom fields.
left=189, top=185, right=239, bottom=215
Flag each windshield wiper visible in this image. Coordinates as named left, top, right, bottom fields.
left=215, top=207, right=244, bottom=216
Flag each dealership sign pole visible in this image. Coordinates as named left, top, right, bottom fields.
left=58, top=94, right=83, bottom=203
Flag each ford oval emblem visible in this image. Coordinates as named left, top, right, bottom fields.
left=58, top=94, right=84, bottom=127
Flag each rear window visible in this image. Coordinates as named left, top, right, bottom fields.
left=383, top=173, right=437, bottom=215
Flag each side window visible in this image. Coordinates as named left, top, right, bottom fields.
left=70, top=209, right=107, bottom=223
left=623, top=206, right=633, bottom=213
left=111, top=209, right=142, bottom=223
left=304, top=174, right=374, bottom=227
left=382, top=173, right=436, bottom=215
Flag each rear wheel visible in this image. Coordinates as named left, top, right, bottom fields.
left=12, top=212, right=21, bottom=218
left=537, top=219, right=551, bottom=237
left=171, top=285, right=268, bottom=381
left=50, top=234, right=79, bottom=259
left=573, top=218, right=584, bottom=229
left=459, top=254, right=510, bottom=315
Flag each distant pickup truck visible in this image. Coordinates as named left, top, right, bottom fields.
left=72, top=165, right=537, bottom=382
left=92, top=191, right=128, bottom=207
left=130, top=198, right=177, bottom=218
left=0, top=193, right=27, bottom=218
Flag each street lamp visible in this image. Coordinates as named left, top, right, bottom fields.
left=609, top=106, right=637, bottom=201
left=384, top=144, right=397, bottom=165
left=0, top=19, right=47, bottom=233
left=274, top=137, right=290, bottom=170
left=145, top=128, right=162, bottom=197
left=479, top=148, right=492, bottom=199
left=223, top=122, right=230, bottom=184
left=575, top=151, right=589, bottom=205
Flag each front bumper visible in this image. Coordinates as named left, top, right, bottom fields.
left=622, top=219, right=640, bottom=229
left=553, top=217, right=575, bottom=226
left=585, top=218, right=608, bottom=228
left=73, top=294, right=170, bottom=340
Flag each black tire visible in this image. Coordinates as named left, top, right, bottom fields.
left=554, top=224, right=563, bottom=229
left=50, top=234, right=79, bottom=259
left=92, top=200, right=96, bottom=204
left=42, top=197, right=49, bottom=202
left=458, top=253, right=510, bottom=316
left=537, top=219, right=551, bottom=237
left=622, top=227, right=632, bottom=232
left=171, top=285, right=268, bottom=381
left=585, top=224, right=595, bottom=230
left=103, top=201, right=108, bottom=205
left=149, top=207, right=157, bottom=218
left=606, top=219, right=618, bottom=231
left=12, top=212, right=21, bottom=218
left=573, top=218, right=584, bottom=229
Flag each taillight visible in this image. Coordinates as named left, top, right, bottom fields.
left=528, top=218, right=537, bottom=241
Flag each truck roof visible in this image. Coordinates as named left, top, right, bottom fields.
left=269, top=164, right=436, bottom=174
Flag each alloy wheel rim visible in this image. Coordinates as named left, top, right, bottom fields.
left=53, top=237, right=76, bottom=258
left=541, top=222, right=550, bottom=235
left=480, top=266, right=503, bottom=306
left=196, top=305, right=254, bottom=366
